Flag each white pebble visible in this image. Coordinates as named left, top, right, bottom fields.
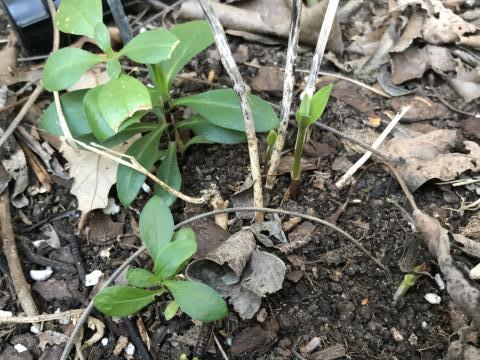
left=421, top=321, right=427, bottom=329
left=141, top=182, right=151, bottom=193
left=125, top=342, right=135, bottom=355
left=101, top=337, right=109, bottom=346
left=391, top=327, right=404, bottom=342
left=424, top=293, right=441, bottom=304
left=300, top=336, right=321, bottom=353
left=30, top=267, right=53, bottom=281
left=32, top=240, right=46, bottom=248
left=408, top=333, right=418, bottom=346
left=99, top=248, right=111, bottom=259
left=0, top=310, right=13, bottom=318
left=14, top=344, right=28, bottom=353
left=469, top=263, right=480, bottom=280
left=55, top=308, right=70, bottom=325
left=30, top=325, right=40, bottom=334
left=434, top=273, right=445, bottom=290
left=102, top=198, right=120, bottom=215
left=85, top=270, right=103, bottom=287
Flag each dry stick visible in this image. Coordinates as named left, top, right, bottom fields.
left=76, top=140, right=206, bottom=204
left=266, top=0, right=302, bottom=189
left=0, top=186, right=38, bottom=317
left=0, top=309, right=84, bottom=324
left=60, top=206, right=386, bottom=360
left=335, top=106, right=410, bottom=189
left=0, top=83, right=43, bottom=149
left=197, top=0, right=264, bottom=222
left=303, top=0, right=340, bottom=99
left=46, top=0, right=74, bottom=143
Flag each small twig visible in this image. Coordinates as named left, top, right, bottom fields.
left=68, top=235, right=87, bottom=286
left=75, top=139, right=207, bottom=204
left=303, top=0, right=340, bottom=99
left=60, top=206, right=385, bottom=360
left=193, top=321, right=214, bottom=359
left=17, top=138, right=52, bottom=192
left=0, top=83, right=44, bottom=149
left=0, top=180, right=38, bottom=316
left=335, top=106, right=410, bottom=189
left=46, top=0, right=74, bottom=144
left=0, top=96, right=29, bottom=113
left=266, top=0, right=303, bottom=189
left=213, top=333, right=229, bottom=360
left=124, top=317, right=151, bottom=360
left=0, top=309, right=84, bottom=324
left=198, top=0, right=264, bottom=222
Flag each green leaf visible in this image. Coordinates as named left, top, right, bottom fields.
left=43, top=48, right=103, bottom=91
left=176, top=115, right=246, bottom=144
left=55, top=0, right=103, bottom=38
left=308, top=84, right=332, bottom=125
left=97, top=75, right=152, bottom=133
left=171, top=89, right=279, bottom=132
left=107, top=59, right=121, bottom=79
left=139, top=197, right=174, bottom=264
left=101, top=123, right=159, bottom=147
left=164, top=300, right=179, bottom=320
left=182, top=135, right=213, bottom=153
left=163, top=280, right=228, bottom=321
left=126, top=268, right=159, bottom=288
left=267, top=130, right=277, bottom=148
left=155, top=142, right=181, bottom=206
left=94, top=286, right=164, bottom=317
left=83, top=86, right=115, bottom=141
left=41, top=90, right=91, bottom=137
left=116, top=127, right=165, bottom=206
left=94, top=22, right=112, bottom=53
left=154, top=228, right=196, bottom=278
left=119, top=29, right=179, bottom=64
left=159, top=20, right=214, bottom=88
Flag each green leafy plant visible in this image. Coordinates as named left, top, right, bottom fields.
left=289, top=84, right=332, bottom=196
left=39, top=0, right=279, bottom=323
left=94, top=197, right=228, bottom=320
left=41, top=0, right=279, bottom=208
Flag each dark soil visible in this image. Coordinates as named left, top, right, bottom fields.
left=1, top=7, right=479, bottom=360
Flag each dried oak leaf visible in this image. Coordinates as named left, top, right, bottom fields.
left=391, top=95, right=449, bottom=120
left=449, top=65, right=480, bottom=102
left=423, top=0, right=477, bottom=45
left=385, top=130, right=480, bottom=191
left=61, top=139, right=134, bottom=224
left=390, top=45, right=456, bottom=84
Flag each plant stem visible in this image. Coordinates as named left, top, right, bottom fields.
left=289, top=121, right=308, bottom=196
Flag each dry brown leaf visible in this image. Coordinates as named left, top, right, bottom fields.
left=60, top=139, right=134, bottom=224
left=390, top=12, right=424, bottom=52
left=179, top=0, right=343, bottom=49
left=449, top=64, right=480, bottom=102
left=277, top=155, right=316, bottom=174
left=252, top=67, right=284, bottom=92
left=390, top=45, right=456, bottom=84
left=385, top=130, right=480, bottom=190
left=423, top=0, right=477, bottom=45
left=391, top=95, right=449, bottom=120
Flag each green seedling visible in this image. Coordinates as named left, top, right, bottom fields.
left=289, top=84, right=332, bottom=196
left=94, top=197, right=227, bottom=321
left=41, top=0, right=279, bottom=208
left=266, top=129, right=277, bottom=162
left=392, top=263, right=428, bottom=306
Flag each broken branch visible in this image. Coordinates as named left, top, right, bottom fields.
left=198, top=0, right=264, bottom=222
left=266, top=0, right=303, bottom=190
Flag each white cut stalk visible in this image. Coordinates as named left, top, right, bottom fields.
left=198, top=0, right=264, bottom=221
left=266, top=0, right=303, bottom=189
left=303, top=0, right=340, bottom=98
left=335, top=106, right=410, bottom=189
